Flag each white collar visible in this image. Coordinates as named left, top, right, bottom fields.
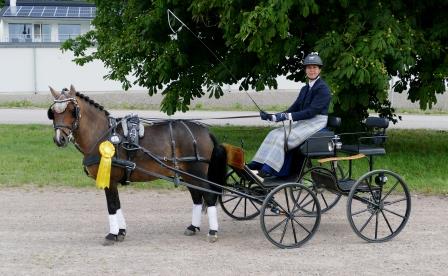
left=308, top=76, right=320, bottom=89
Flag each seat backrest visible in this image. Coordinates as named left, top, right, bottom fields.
left=365, top=117, right=389, bottom=129
left=364, top=116, right=388, bottom=145
left=327, top=116, right=341, bottom=129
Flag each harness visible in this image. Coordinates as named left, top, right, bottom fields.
left=82, top=116, right=209, bottom=186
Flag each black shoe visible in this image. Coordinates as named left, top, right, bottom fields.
left=257, top=171, right=273, bottom=178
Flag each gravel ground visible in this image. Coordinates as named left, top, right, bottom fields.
left=1, top=187, right=447, bottom=275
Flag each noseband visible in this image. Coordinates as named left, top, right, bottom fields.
left=48, top=97, right=81, bottom=142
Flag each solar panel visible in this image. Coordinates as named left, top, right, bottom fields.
left=1, top=6, right=96, bottom=18
left=67, top=7, right=80, bottom=17
left=17, top=6, right=32, bottom=17
left=41, top=6, right=56, bottom=17
left=54, top=6, right=68, bottom=17
left=30, top=6, right=44, bottom=17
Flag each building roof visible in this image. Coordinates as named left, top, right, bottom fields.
left=1, top=5, right=96, bottom=19
left=5, top=1, right=94, bottom=6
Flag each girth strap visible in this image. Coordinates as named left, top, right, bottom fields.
left=168, top=121, right=180, bottom=186
left=180, top=120, right=200, bottom=161
left=83, top=155, right=136, bottom=170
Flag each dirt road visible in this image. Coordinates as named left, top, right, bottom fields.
left=1, top=187, right=447, bottom=275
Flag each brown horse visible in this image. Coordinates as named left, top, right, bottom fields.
left=48, top=85, right=227, bottom=245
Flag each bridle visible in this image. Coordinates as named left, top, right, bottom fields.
left=47, top=96, right=81, bottom=143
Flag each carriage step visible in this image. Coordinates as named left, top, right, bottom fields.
left=338, top=179, right=369, bottom=192
left=262, top=175, right=299, bottom=187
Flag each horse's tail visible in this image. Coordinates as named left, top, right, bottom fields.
left=207, top=134, right=227, bottom=193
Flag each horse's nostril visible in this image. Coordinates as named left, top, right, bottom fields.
left=54, top=134, right=67, bottom=147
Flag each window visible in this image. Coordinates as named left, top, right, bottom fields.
left=58, top=24, right=80, bottom=42
left=8, top=23, right=32, bottom=42
left=34, top=24, right=51, bottom=42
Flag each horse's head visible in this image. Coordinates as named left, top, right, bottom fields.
left=48, top=85, right=81, bottom=147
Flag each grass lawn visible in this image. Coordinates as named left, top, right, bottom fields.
left=0, top=125, right=447, bottom=194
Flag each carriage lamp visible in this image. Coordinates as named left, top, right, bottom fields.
left=375, top=174, right=388, bottom=185
left=328, top=135, right=342, bottom=152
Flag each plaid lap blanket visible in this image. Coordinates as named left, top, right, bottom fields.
left=252, top=115, right=328, bottom=172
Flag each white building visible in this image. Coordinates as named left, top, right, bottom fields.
left=0, top=0, right=148, bottom=93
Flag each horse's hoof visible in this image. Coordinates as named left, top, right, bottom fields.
left=103, top=233, right=118, bottom=246
left=207, top=230, right=218, bottom=243
left=184, top=229, right=196, bottom=236
left=117, top=229, right=126, bottom=242
left=184, top=225, right=200, bottom=236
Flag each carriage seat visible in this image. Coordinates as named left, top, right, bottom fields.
left=341, top=117, right=389, bottom=156
left=299, top=116, right=341, bottom=157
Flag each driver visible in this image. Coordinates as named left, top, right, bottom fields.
left=248, top=52, right=331, bottom=179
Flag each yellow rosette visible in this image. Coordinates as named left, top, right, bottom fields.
left=96, top=141, right=115, bottom=189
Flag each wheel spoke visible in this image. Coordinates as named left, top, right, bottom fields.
left=279, top=218, right=290, bottom=244
left=382, top=207, right=406, bottom=219
left=359, top=212, right=375, bottom=233
left=380, top=209, right=394, bottom=234
left=352, top=194, right=379, bottom=208
left=230, top=197, right=243, bottom=215
left=221, top=195, right=239, bottom=204
left=243, top=198, right=248, bottom=217
left=320, top=193, right=329, bottom=208
left=351, top=207, right=370, bottom=216
left=383, top=197, right=407, bottom=206
left=375, top=212, right=379, bottom=239
left=267, top=217, right=289, bottom=234
left=283, top=188, right=292, bottom=212
left=363, top=179, right=379, bottom=205
left=297, top=192, right=311, bottom=207
left=249, top=199, right=261, bottom=211
left=292, top=217, right=311, bottom=234
left=290, top=189, right=304, bottom=214
left=381, top=180, right=400, bottom=202
left=291, top=217, right=298, bottom=244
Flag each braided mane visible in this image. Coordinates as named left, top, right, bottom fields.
left=75, top=92, right=110, bottom=116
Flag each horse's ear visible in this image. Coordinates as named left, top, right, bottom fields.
left=49, top=86, right=60, bottom=98
left=69, top=84, right=77, bottom=96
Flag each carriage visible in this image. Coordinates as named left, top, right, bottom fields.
left=221, top=116, right=412, bottom=248
left=48, top=86, right=411, bottom=249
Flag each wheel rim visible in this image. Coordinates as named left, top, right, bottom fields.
left=219, top=170, right=262, bottom=220
left=298, top=167, right=342, bottom=214
left=260, top=183, right=321, bottom=249
left=347, top=170, right=411, bottom=242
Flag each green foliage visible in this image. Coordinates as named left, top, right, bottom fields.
left=62, top=0, right=448, bottom=126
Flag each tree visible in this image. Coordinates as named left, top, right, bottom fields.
left=63, top=0, right=448, bottom=128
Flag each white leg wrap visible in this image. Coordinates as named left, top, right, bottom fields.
left=108, top=214, right=119, bottom=235
left=207, top=206, right=218, bottom=231
left=116, top=209, right=126, bottom=229
left=192, top=204, right=202, bottom=227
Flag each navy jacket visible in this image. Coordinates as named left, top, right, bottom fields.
left=286, top=78, right=331, bottom=121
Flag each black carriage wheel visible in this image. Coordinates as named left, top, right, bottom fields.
left=298, top=167, right=342, bottom=214
left=260, top=183, right=321, bottom=249
left=219, top=169, right=262, bottom=220
left=347, top=169, right=411, bottom=242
